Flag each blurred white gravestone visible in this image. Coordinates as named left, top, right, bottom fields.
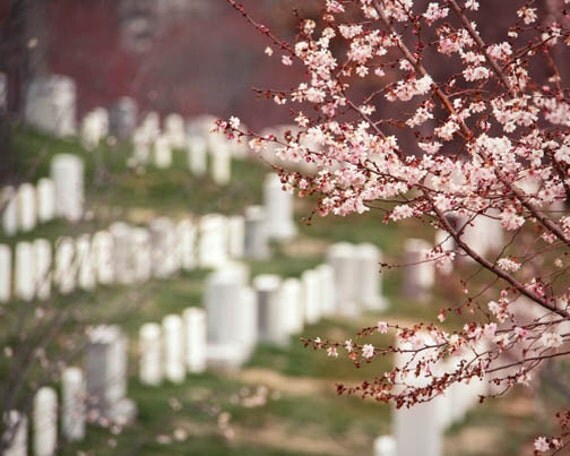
left=187, top=135, right=207, bottom=176
left=316, top=264, right=336, bottom=317
left=110, top=97, right=137, bottom=140
left=458, top=211, right=504, bottom=262
left=177, top=219, right=197, bottom=271
left=110, top=222, right=135, bottom=285
left=36, top=178, right=56, bottom=223
left=50, top=154, right=84, bottom=222
left=139, top=323, right=163, bottom=386
left=80, top=107, right=109, bottom=150
left=132, top=127, right=151, bottom=165
left=4, top=410, right=28, bottom=456
left=326, top=242, right=359, bottom=316
left=254, top=274, right=287, bottom=345
left=34, top=239, right=52, bottom=300
left=279, top=278, right=304, bottom=335
left=163, top=315, right=185, bottom=384
left=0, top=245, right=11, bottom=303
left=209, top=135, right=231, bottom=185
left=33, top=387, right=58, bottom=456
left=54, top=237, right=76, bottom=294
left=132, top=227, right=152, bottom=283
left=302, top=269, right=321, bottom=325
left=140, top=111, right=160, bottom=141
left=205, top=268, right=254, bottom=368
left=86, top=326, right=136, bottom=425
left=356, top=243, right=387, bottom=311
left=92, top=230, right=114, bottom=285
left=164, top=113, right=186, bottom=149
left=17, top=183, right=37, bottom=232
left=25, top=75, right=76, bottom=137
left=394, top=336, right=444, bottom=456
left=403, top=238, right=435, bottom=303
left=150, top=217, right=178, bottom=278
left=62, top=367, right=85, bottom=442
left=244, top=205, right=270, bottom=260
left=76, top=235, right=95, bottom=291
left=434, top=229, right=455, bottom=276
left=15, top=242, right=35, bottom=301
left=263, top=173, right=297, bottom=240
left=153, top=134, right=173, bottom=169
left=227, top=215, right=245, bottom=259
left=183, top=307, right=207, bottom=374
left=2, top=186, right=18, bottom=236
left=198, top=214, right=229, bottom=268
left=374, top=435, right=396, bottom=456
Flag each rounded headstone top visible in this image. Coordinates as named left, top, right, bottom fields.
left=162, top=314, right=182, bottom=329
left=282, top=277, right=301, bottom=288
left=253, top=274, right=281, bottom=291
left=35, top=386, right=57, bottom=403
left=140, top=323, right=161, bottom=338
left=62, top=367, right=83, bottom=382
left=88, top=325, right=121, bottom=343
left=301, top=269, right=318, bottom=281
left=183, top=307, right=205, bottom=320
left=326, top=242, right=355, bottom=259
left=404, top=238, right=431, bottom=252
left=245, top=205, right=265, bottom=220
left=51, top=153, right=84, bottom=170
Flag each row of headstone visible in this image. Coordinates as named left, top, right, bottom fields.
left=4, top=372, right=84, bottom=455
left=139, top=308, right=207, bottom=386
left=1, top=153, right=84, bottom=237
left=3, top=325, right=136, bottom=455
left=326, top=242, right=388, bottom=317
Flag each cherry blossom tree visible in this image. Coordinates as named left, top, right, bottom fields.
left=222, top=0, right=570, bottom=453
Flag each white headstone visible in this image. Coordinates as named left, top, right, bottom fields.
left=110, top=223, right=135, bottom=285
left=316, top=264, right=336, bottom=317
left=76, top=235, right=95, bottom=291
left=153, top=134, right=173, bottom=169
left=36, top=178, right=56, bottom=223
left=33, top=387, right=58, bottom=456
left=227, top=215, right=245, bottom=259
left=0, top=245, right=11, bottom=303
left=54, top=237, right=76, bottom=294
left=62, top=367, right=85, bottom=442
left=132, top=227, right=152, bottom=283
left=4, top=411, right=27, bottom=456
left=17, top=183, right=37, bottom=232
left=254, top=274, right=287, bottom=345
left=394, top=336, right=444, bottom=456
left=132, top=127, right=151, bottom=165
left=244, top=205, right=270, bottom=260
left=356, top=243, right=386, bottom=311
left=279, top=278, right=304, bottom=335
left=25, top=75, right=76, bottom=137
left=326, top=243, right=360, bottom=316
left=187, top=135, right=207, bottom=176
left=434, top=229, right=455, bottom=276
left=209, top=136, right=231, bottom=185
left=50, top=154, right=84, bottom=222
left=86, top=326, right=136, bottom=425
left=374, top=435, right=396, bottom=456
left=34, top=239, right=51, bottom=300
left=81, top=108, right=109, bottom=150
left=403, top=238, right=434, bottom=302
left=177, top=219, right=197, bottom=271
left=198, top=214, right=229, bottom=268
left=139, top=323, right=163, bottom=386
left=2, top=186, right=18, bottom=236
left=302, top=270, right=321, bottom=325
left=15, top=242, right=35, bottom=301
left=110, top=97, right=137, bottom=140
left=163, top=315, right=185, bottom=384
left=141, top=111, right=160, bottom=141
left=263, top=173, right=297, bottom=240
left=92, top=231, right=114, bottom=285
left=183, top=307, right=207, bottom=374
left=150, top=217, right=178, bottom=278
left=164, top=113, right=186, bottom=149
left=205, top=268, right=255, bottom=367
